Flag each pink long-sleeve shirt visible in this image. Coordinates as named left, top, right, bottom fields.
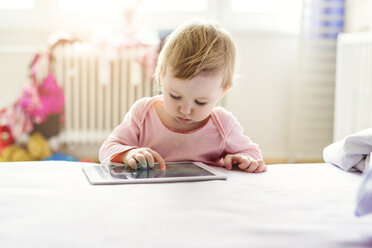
left=99, top=95, right=262, bottom=166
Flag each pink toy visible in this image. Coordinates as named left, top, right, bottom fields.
left=35, top=73, right=64, bottom=123
left=19, top=54, right=65, bottom=123
left=0, top=45, right=66, bottom=142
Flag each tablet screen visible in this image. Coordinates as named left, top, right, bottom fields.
left=110, top=162, right=214, bottom=179
left=83, top=161, right=227, bottom=185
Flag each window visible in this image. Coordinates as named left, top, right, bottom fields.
left=231, top=0, right=302, bottom=14
left=0, top=0, right=33, bottom=9
left=226, top=0, right=303, bottom=34
left=59, top=0, right=207, bottom=12
left=0, top=0, right=302, bottom=34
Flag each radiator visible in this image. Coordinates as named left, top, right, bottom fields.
left=333, top=32, right=372, bottom=142
left=53, top=43, right=155, bottom=146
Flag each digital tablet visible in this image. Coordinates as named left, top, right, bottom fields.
left=82, top=161, right=227, bottom=185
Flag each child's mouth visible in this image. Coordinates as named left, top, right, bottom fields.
left=177, top=116, right=192, bottom=122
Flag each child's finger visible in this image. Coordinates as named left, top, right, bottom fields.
left=135, top=153, right=148, bottom=168
left=127, top=157, right=138, bottom=169
left=257, top=159, right=265, bottom=165
left=148, top=149, right=166, bottom=170
left=254, top=164, right=266, bottom=173
left=223, top=155, right=233, bottom=170
left=253, top=160, right=267, bottom=173
left=144, top=151, right=155, bottom=168
left=236, top=156, right=251, bottom=170
left=244, top=159, right=258, bottom=172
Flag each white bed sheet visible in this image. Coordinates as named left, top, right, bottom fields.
left=0, top=161, right=371, bottom=248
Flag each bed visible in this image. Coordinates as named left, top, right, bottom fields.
left=0, top=161, right=371, bottom=248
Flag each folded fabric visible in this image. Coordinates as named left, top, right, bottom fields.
left=323, top=129, right=372, bottom=216
left=355, top=166, right=372, bottom=216
left=323, top=128, right=372, bottom=172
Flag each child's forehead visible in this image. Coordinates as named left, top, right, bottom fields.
left=163, top=70, right=225, bottom=96
left=165, top=66, right=223, bottom=81
left=164, top=72, right=223, bottom=86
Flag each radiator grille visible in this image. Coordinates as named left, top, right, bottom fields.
left=334, top=32, right=372, bottom=141
left=53, top=43, right=155, bottom=145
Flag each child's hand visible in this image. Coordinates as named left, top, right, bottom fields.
left=122, top=148, right=166, bottom=170
left=223, top=154, right=267, bottom=173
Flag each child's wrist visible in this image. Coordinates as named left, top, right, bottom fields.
left=110, top=151, right=127, bottom=163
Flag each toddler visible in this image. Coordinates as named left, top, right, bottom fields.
left=99, top=20, right=267, bottom=173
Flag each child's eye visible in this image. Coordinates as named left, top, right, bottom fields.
left=170, top=93, right=181, bottom=100
left=195, top=100, right=207, bottom=106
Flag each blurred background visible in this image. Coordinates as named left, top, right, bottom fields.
left=0, top=0, right=371, bottom=163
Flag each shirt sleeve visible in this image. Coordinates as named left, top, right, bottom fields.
left=217, top=108, right=263, bottom=160
left=98, top=98, right=148, bottom=164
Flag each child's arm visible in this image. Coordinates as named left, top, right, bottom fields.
left=222, top=131, right=267, bottom=173
left=215, top=108, right=266, bottom=173
left=99, top=98, right=145, bottom=165
left=99, top=97, right=166, bottom=170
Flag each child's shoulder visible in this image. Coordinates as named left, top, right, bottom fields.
left=129, top=96, right=162, bottom=122
left=131, top=95, right=162, bottom=111
left=213, top=106, right=237, bottom=120
left=212, top=106, right=238, bottom=129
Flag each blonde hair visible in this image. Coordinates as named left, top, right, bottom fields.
left=154, top=20, right=236, bottom=90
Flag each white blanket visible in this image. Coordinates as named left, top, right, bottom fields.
left=0, top=161, right=371, bottom=248
left=323, top=128, right=372, bottom=172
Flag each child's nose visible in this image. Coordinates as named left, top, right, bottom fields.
left=179, top=102, right=192, bottom=115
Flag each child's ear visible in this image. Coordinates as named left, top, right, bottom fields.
left=159, top=69, right=167, bottom=86
left=221, top=85, right=230, bottom=97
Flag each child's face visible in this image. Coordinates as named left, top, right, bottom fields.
left=162, top=68, right=226, bottom=127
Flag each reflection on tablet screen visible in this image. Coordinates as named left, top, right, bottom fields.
left=110, top=162, right=214, bottom=179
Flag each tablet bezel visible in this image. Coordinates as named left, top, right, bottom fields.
left=83, top=161, right=228, bottom=185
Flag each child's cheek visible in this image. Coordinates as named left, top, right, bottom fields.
left=166, top=99, right=179, bottom=116
left=198, top=107, right=212, bottom=121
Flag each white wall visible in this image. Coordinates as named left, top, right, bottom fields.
left=226, top=32, right=297, bottom=160
left=0, top=50, right=31, bottom=108
left=345, top=0, right=372, bottom=32
left=0, top=29, right=51, bottom=108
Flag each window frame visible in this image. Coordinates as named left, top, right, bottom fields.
left=0, top=0, right=302, bottom=35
